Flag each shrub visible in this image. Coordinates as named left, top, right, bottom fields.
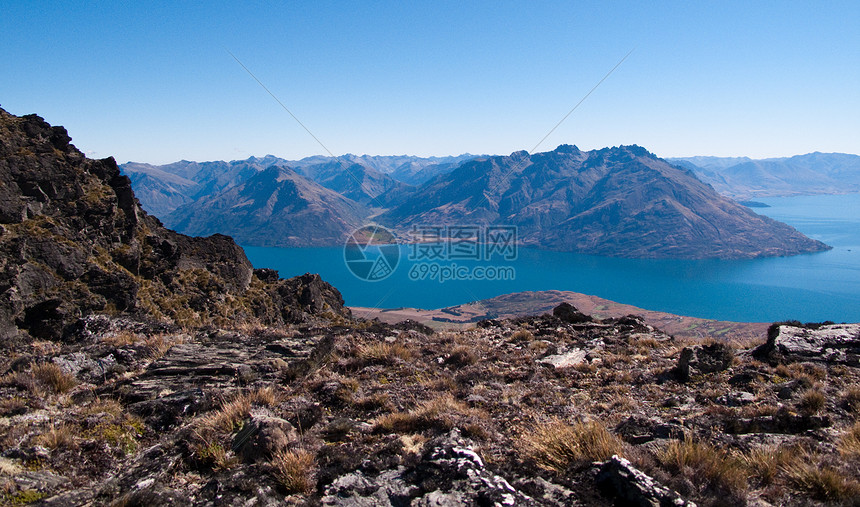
left=522, top=419, right=622, bottom=472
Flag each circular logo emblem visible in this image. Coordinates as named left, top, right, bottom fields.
left=343, top=225, right=400, bottom=281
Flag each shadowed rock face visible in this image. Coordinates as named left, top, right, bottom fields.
left=0, top=107, right=348, bottom=344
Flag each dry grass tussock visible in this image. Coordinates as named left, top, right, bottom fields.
left=796, top=388, right=826, bottom=415
left=355, top=341, right=413, bottom=365
left=272, top=448, right=315, bottom=495
left=839, top=421, right=860, bottom=458
left=783, top=461, right=860, bottom=502
left=521, top=418, right=623, bottom=472
left=24, top=362, right=77, bottom=395
left=36, top=422, right=77, bottom=450
left=658, top=437, right=748, bottom=496
left=374, top=394, right=487, bottom=435
left=196, top=387, right=279, bottom=435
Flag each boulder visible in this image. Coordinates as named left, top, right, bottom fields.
left=596, top=455, right=696, bottom=507
left=321, top=429, right=533, bottom=506
left=552, top=302, right=592, bottom=324
left=676, top=343, right=733, bottom=381
left=754, top=322, right=860, bottom=365
left=232, top=413, right=297, bottom=463
left=538, top=348, right=587, bottom=369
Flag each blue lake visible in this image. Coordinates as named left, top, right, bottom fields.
left=243, top=193, right=860, bottom=323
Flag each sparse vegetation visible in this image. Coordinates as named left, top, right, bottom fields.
left=272, top=449, right=315, bottom=495
left=659, top=437, right=748, bottom=497
left=522, top=419, right=623, bottom=472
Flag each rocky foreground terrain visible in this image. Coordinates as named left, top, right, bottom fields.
left=1, top=307, right=859, bottom=506
left=1, top=108, right=859, bottom=506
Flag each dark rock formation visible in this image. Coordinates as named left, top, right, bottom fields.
left=596, top=455, right=696, bottom=507
left=754, top=322, right=860, bottom=365
left=0, top=107, right=348, bottom=345
left=232, top=412, right=297, bottom=463
left=552, top=302, right=593, bottom=324
left=321, top=429, right=536, bottom=506
left=676, top=343, right=734, bottom=381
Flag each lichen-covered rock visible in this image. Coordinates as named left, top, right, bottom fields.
left=676, top=343, right=733, bottom=381
left=232, top=412, right=297, bottom=463
left=322, top=429, right=534, bottom=506
left=755, top=322, right=860, bottom=365
left=596, top=455, right=696, bottom=507
left=0, top=106, right=349, bottom=345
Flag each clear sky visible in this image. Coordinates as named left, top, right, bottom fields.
left=2, top=1, right=858, bottom=164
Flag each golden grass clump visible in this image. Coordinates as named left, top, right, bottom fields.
left=36, top=423, right=77, bottom=450
left=355, top=342, right=413, bottom=365
left=796, top=388, right=826, bottom=416
left=30, top=362, right=77, bottom=394
left=374, top=395, right=485, bottom=435
left=521, top=418, right=622, bottom=472
left=659, top=437, right=748, bottom=496
left=839, top=421, right=860, bottom=459
left=737, top=444, right=797, bottom=486
left=784, top=461, right=860, bottom=502
left=272, top=449, right=315, bottom=495
left=843, top=385, right=860, bottom=413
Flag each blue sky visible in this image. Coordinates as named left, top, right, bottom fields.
left=2, top=1, right=858, bottom=164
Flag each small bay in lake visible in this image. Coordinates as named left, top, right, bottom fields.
left=243, top=193, right=860, bottom=323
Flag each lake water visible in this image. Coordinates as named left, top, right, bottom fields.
left=243, top=193, right=860, bottom=323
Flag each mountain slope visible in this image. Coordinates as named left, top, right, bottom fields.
left=0, top=106, right=347, bottom=343
left=293, top=160, right=411, bottom=206
left=165, top=166, right=370, bottom=247
left=120, top=162, right=200, bottom=216
left=380, top=145, right=830, bottom=258
left=669, top=152, right=860, bottom=198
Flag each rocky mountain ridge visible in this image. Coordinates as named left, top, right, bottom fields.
left=0, top=106, right=348, bottom=346
left=380, top=145, right=829, bottom=258
left=128, top=144, right=830, bottom=259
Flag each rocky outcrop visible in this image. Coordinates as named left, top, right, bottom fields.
left=0, top=107, right=348, bottom=345
left=754, top=322, right=860, bottom=365
left=596, top=455, right=696, bottom=507
left=675, top=343, right=734, bottom=381
left=321, top=429, right=536, bottom=506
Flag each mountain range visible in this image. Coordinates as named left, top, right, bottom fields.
left=669, top=152, right=860, bottom=199
left=124, top=145, right=831, bottom=259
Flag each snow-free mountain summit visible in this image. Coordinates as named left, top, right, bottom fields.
left=136, top=145, right=830, bottom=259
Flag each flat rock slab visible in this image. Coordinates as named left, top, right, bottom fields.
left=759, top=323, right=860, bottom=365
